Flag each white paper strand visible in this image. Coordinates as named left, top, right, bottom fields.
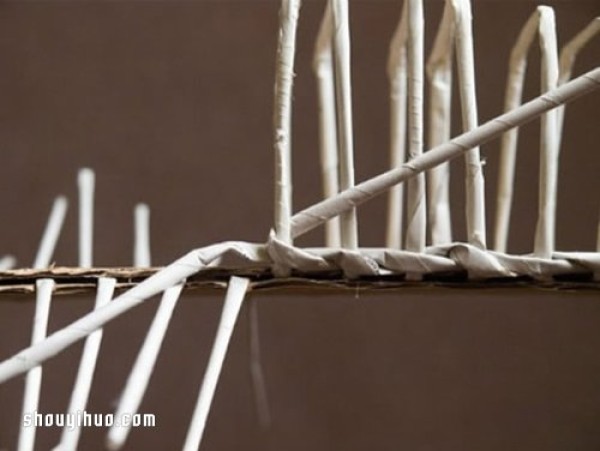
left=426, top=1, right=455, bottom=245
left=78, top=168, right=94, bottom=268
left=106, top=284, right=183, bottom=451
left=33, top=196, right=68, bottom=269
left=134, top=203, right=151, bottom=267
left=182, top=276, right=250, bottom=451
left=493, top=7, right=559, bottom=258
left=386, top=0, right=408, bottom=249
left=314, top=2, right=341, bottom=248
left=404, top=0, right=426, bottom=253
left=273, top=0, right=301, bottom=246
left=453, top=0, right=486, bottom=250
left=17, top=279, right=55, bottom=451
left=54, top=277, right=116, bottom=451
left=331, top=0, right=358, bottom=249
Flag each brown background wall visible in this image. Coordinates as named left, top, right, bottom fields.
left=0, top=0, right=599, bottom=450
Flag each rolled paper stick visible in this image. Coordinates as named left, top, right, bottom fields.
left=404, top=0, right=426, bottom=253
left=426, top=0, right=455, bottom=245
left=494, top=11, right=539, bottom=253
left=134, top=203, right=151, bottom=267
left=533, top=7, right=559, bottom=258
left=289, top=67, right=600, bottom=239
left=182, top=277, right=250, bottom=451
left=17, top=279, right=55, bottom=451
left=386, top=0, right=408, bottom=249
left=273, top=0, right=301, bottom=245
left=557, top=17, right=600, bottom=150
left=55, top=277, right=116, bottom=451
left=33, top=196, right=68, bottom=269
left=494, top=7, right=559, bottom=256
left=314, top=2, right=341, bottom=248
left=78, top=168, right=95, bottom=268
left=453, top=0, right=486, bottom=250
left=106, top=283, right=183, bottom=451
left=331, top=0, right=358, bottom=249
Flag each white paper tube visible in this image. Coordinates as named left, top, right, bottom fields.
left=493, top=7, right=559, bottom=257
left=533, top=7, right=559, bottom=258
left=290, top=67, right=600, bottom=239
left=33, top=196, right=68, bottom=269
left=106, top=283, right=183, bottom=451
left=17, top=279, right=55, bottom=451
left=54, top=277, right=116, bottom=451
left=426, top=1, right=455, bottom=245
left=314, top=2, right=341, bottom=248
left=273, top=0, right=301, bottom=245
left=331, top=0, right=358, bottom=249
left=404, top=0, right=426, bottom=253
left=386, top=1, right=408, bottom=249
left=134, top=203, right=151, bottom=267
left=182, top=277, right=249, bottom=451
left=78, top=168, right=95, bottom=268
left=453, top=0, right=486, bottom=249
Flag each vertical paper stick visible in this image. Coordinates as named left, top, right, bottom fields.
left=404, top=0, right=426, bottom=253
left=426, top=1, right=455, bottom=245
left=78, top=168, right=95, bottom=267
left=17, top=279, right=55, bottom=451
left=494, top=7, right=559, bottom=257
left=106, top=284, right=183, bottom=451
left=182, top=277, right=250, bottom=451
left=314, top=2, right=341, bottom=248
left=33, top=196, right=68, bottom=269
left=494, top=11, right=539, bottom=253
left=331, top=0, right=358, bottom=249
left=55, top=277, right=116, bottom=451
left=453, top=0, right=486, bottom=250
left=533, top=7, right=559, bottom=258
left=386, top=1, right=408, bottom=249
left=134, top=203, right=151, bottom=267
left=273, top=0, right=301, bottom=245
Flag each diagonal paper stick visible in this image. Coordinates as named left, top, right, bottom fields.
left=33, top=196, right=68, bottom=269
left=290, top=67, right=600, bottom=239
left=54, top=278, right=115, bottom=451
left=17, top=279, right=55, bottom=451
left=182, top=276, right=250, bottom=451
